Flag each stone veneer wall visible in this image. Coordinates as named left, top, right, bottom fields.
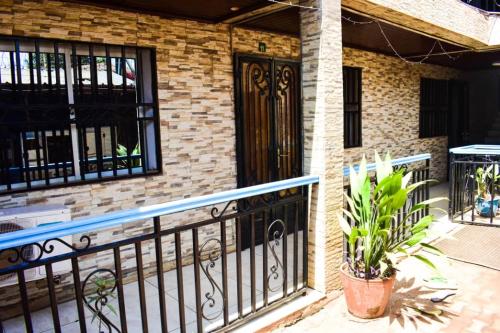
left=342, top=47, right=461, bottom=182
left=0, top=0, right=300, bottom=317
left=342, top=0, right=495, bottom=48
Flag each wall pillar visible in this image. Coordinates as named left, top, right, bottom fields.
left=301, top=0, right=345, bottom=292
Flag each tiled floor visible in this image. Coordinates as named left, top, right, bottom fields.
left=2, top=233, right=304, bottom=333
left=274, top=243, right=500, bottom=333
left=274, top=183, right=500, bottom=333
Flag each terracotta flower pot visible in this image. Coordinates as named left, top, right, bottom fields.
left=339, top=262, right=396, bottom=319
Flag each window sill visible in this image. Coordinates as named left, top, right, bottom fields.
left=0, top=168, right=161, bottom=195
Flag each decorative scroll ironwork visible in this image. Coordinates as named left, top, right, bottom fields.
left=249, top=62, right=270, bottom=96
left=275, top=64, right=293, bottom=95
left=210, top=200, right=238, bottom=219
left=0, top=235, right=91, bottom=264
left=210, top=193, right=286, bottom=220
left=82, top=268, right=120, bottom=333
left=199, top=238, right=224, bottom=320
left=267, top=219, right=285, bottom=292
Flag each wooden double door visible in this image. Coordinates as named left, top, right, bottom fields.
left=234, top=54, right=303, bottom=248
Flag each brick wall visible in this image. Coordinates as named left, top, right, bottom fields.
left=342, top=47, right=460, bottom=181
left=0, top=0, right=301, bottom=317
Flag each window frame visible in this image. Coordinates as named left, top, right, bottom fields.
left=343, top=66, right=362, bottom=148
left=0, top=35, right=162, bottom=194
left=419, top=77, right=449, bottom=138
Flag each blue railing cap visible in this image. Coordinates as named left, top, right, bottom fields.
left=449, top=144, right=500, bottom=156
left=343, top=153, right=431, bottom=177
left=0, top=175, right=319, bottom=251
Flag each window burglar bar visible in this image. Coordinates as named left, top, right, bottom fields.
left=343, top=67, right=362, bottom=148
left=461, top=0, right=500, bottom=12
left=0, top=36, right=161, bottom=193
left=0, top=175, right=317, bottom=333
left=419, top=78, right=449, bottom=138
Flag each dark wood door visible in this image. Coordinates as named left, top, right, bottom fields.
left=234, top=54, right=302, bottom=248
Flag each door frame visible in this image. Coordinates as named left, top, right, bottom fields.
left=448, top=79, right=470, bottom=148
left=233, top=52, right=304, bottom=189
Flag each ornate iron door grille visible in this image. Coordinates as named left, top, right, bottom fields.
left=233, top=54, right=303, bottom=249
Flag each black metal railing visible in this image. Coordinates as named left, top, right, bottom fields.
left=0, top=176, right=317, bottom=332
left=461, top=0, right=500, bottom=12
left=449, top=146, right=500, bottom=226
left=343, top=155, right=431, bottom=260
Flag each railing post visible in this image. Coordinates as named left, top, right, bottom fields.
left=449, top=152, right=455, bottom=220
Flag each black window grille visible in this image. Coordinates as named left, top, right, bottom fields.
left=0, top=36, right=161, bottom=193
left=419, top=78, right=449, bottom=138
left=461, top=0, right=500, bottom=12
left=343, top=66, right=362, bottom=148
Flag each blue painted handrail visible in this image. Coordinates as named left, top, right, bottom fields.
left=450, top=144, right=500, bottom=156
left=0, top=175, right=319, bottom=250
left=343, top=153, right=431, bottom=177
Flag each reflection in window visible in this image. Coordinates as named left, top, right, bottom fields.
left=0, top=38, right=160, bottom=192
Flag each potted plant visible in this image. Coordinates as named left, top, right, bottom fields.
left=338, top=153, right=445, bottom=319
left=116, top=143, right=141, bottom=168
left=474, top=165, right=500, bottom=217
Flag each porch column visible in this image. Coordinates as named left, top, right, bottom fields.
left=301, top=0, right=344, bottom=292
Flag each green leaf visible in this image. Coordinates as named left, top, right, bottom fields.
left=420, top=242, right=444, bottom=256
left=375, top=151, right=385, bottom=184
left=337, top=214, right=352, bottom=236
left=411, top=215, right=434, bottom=234
left=358, top=227, right=369, bottom=236
left=343, top=194, right=360, bottom=221
left=405, top=231, right=427, bottom=247
left=417, top=197, right=448, bottom=206
left=349, top=165, right=360, bottom=199
left=412, top=254, right=437, bottom=271
left=349, top=227, right=360, bottom=245
left=107, top=304, right=118, bottom=316
left=396, top=246, right=409, bottom=256
left=391, top=189, right=408, bottom=210
left=380, top=260, right=388, bottom=276
left=402, top=171, right=412, bottom=189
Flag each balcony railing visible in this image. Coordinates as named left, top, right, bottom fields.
left=449, top=145, right=500, bottom=226
left=0, top=175, right=318, bottom=333
left=461, top=0, right=500, bottom=12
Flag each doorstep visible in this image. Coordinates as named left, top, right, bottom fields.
left=232, top=288, right=335, bottom=333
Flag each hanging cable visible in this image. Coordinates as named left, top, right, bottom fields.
left=341, top=15, right=374, bottom=25
left=267, top=0, right=319, bottom=10
left=376, top=21, right=439, bottom=64
left=342, top=15, right=463, bottom=64
left=437, top=40, right=461, bottom=61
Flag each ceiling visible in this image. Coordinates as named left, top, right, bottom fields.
left=240, top=7, right=300, bottom=36
left=63, top=1, right=500, bottom=70
left=66, top=0, right=270, bottom=22
left=340, top=11, right=500, bottom=70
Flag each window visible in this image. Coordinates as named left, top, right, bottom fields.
left=0, top=37, right=160, bottom=193
left=419, top=78, right=448, bottom=138
left=343, top=66, right=362, bottom=148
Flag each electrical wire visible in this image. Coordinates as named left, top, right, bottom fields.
left=267, top=0, right=319, bottom=10
left=342, top=15, right=462, bottom=65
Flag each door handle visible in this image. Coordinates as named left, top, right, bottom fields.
left=277, top=147, right=288, bottom=169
